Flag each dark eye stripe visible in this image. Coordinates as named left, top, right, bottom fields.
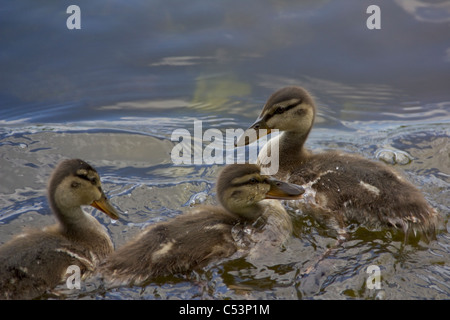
left=277, top=102, right=299, bottom=114
left=76, top=174, right=91, bottom=182
left=265, top=101, right=300, bottom=121
left=285, top=101, right=301, bottom=110
left=76, top=173, right=98, bottom=185
left=232, top=179, right=263, bottom=188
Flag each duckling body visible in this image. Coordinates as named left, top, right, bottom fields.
left=239, top=86, right=440, bottom=241
left=100, top=164, right=303, bottom=286
left=100, top=207, right=239, bottom=286
left=0, top=159, right=119, bottom=300
left=281, top=150, right=438, bottom=239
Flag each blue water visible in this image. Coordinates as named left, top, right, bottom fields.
left=0, top=0, right=449, bottom=300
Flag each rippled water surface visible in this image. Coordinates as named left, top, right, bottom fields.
left=1, top=0, right=449, bottom=300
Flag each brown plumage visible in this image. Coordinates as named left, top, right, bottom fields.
left=238, top=86, right=441, bottom=241
left=99, top=164, right=304, bottom=286
left=0, top=159, right=119, bottom=300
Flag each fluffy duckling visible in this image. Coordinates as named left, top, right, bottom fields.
left=0, top=159, right=119, bottom=300
left=237, top=86, right=440, bottom=241
left=99, top=164, right=304, bottom=286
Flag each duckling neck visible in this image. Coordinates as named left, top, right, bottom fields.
left=277, top=131, right=311, bottom=171
left=280, top=131, right=309, bottom=156
left=241, top=201, right=293, bottom=240
left=259, top=200, right=293, bottom=236
left=49, top=198, right=105, bottom=238
left=227, top=203, right=266, bottom=222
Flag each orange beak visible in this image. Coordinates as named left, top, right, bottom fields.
left=91, top=194, right=120, bottom=220
left=265, top=178, right=304, bottom=200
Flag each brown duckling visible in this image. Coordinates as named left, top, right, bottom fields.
left=99, top=164, right=304, bottom=286
left=0, top=159, right=119, bottom=300
left=237, top=86, right=440, bottom=241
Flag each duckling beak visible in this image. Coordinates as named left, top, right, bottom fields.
left=265, top=178, right=305, bottom=200
left=91, top=194, right=120, bottom=220
left=235, top=117, right=271, bottom=147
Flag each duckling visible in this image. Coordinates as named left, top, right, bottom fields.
left=0, top=159, right=119, bottom=300
left=99, top=164, right=304, bottom=286
left=237, top=86, right=440, bottom=241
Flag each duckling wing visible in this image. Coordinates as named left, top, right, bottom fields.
left=287, top=152, right=440, bottom=240
left=0, top=229, right=98, bottom=300
left=100, top=207, right=241, bottom=286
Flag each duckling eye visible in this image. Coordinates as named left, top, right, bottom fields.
left=275, top=107, right=284, bottom=114
left=248, top=178, right=259, bottom=184
left=71, top=181, right=81, bottom=188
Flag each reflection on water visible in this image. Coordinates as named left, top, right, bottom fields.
left=0, top=0, right=449, bottom=300
left=394, top=0, right=450, bottom=23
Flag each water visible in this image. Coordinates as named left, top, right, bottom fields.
left=0, top=0, right=449, bottom=300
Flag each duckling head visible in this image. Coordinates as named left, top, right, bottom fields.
left=237, top=86, right=316, bottom=146
left=216, top=164, right=304, bottom=220
left=48, top=159, right=119, bottom=223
